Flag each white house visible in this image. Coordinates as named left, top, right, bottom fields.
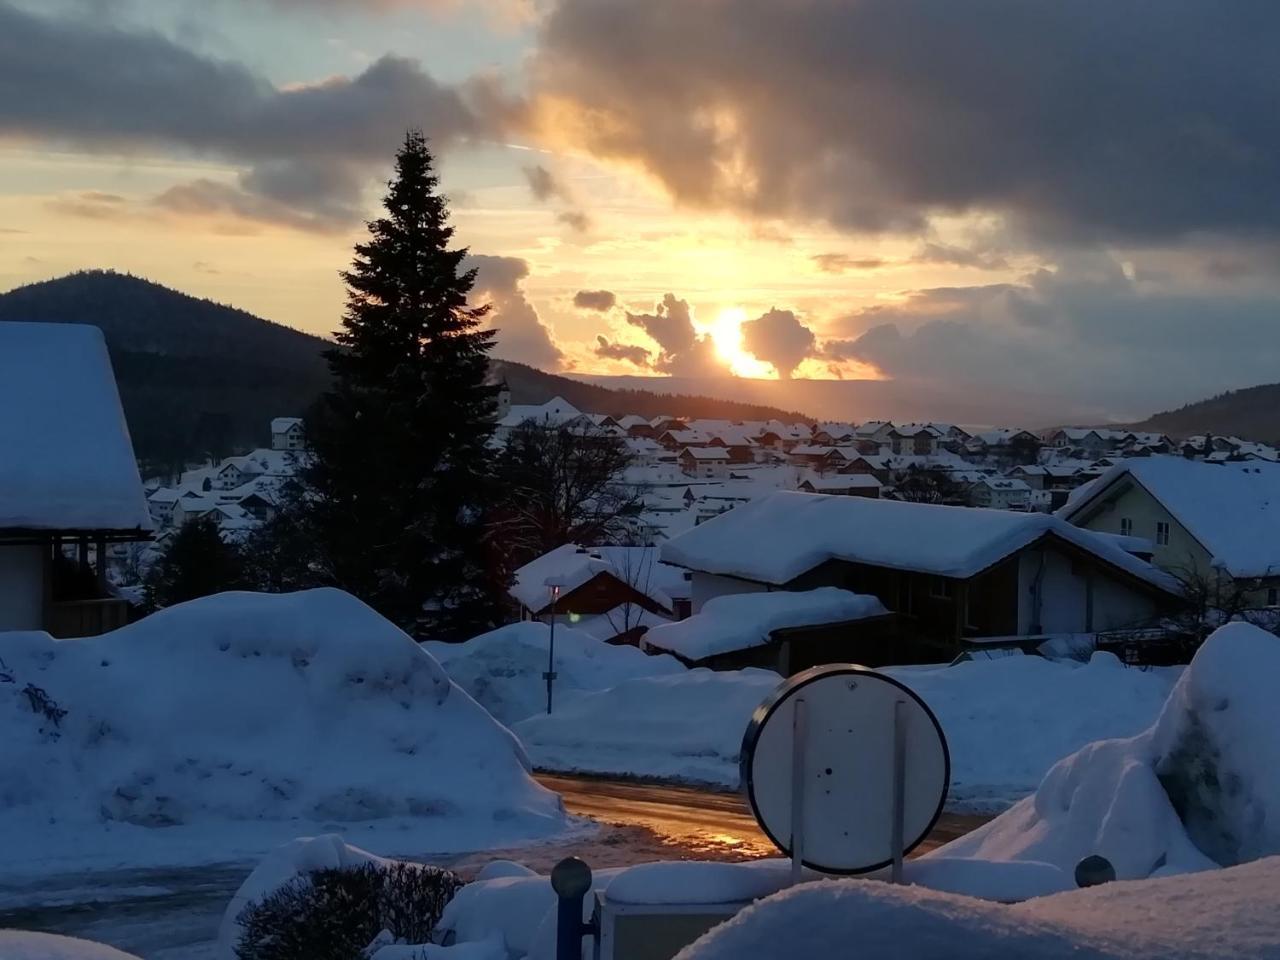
left=0, top=323, right=152, bottom=635
left=270, top=417, right=306, bottom=451
left=969, top=477, right=1032, bottom=510
left=660, top=491, right=1182, bottom=658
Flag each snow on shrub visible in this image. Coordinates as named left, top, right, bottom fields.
left=0, top=589, right=565, bottom=869
left=939, top=622, right=1280, bottom=877
left=426, top=622, right=684, bottom=725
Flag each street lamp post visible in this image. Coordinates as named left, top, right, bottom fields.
left=544, top=577, right=564, bottom=714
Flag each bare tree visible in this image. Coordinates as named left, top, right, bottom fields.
left=596, top=542, right=662, bottom=641
left=1165, top=562, right=1277, bottom=657
left=491, top=421, right=641, bottom=576
left=890, top=464, right=965, bottom=504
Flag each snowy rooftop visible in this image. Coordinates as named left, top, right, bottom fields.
left=510, top=543, right=689, bottom=612
left=661, top=491, right=1179, bottom=590
left=1059, top=455, right=1280, bottom=578
left=0, top=322, right=151, bottom=534
left=643, top=587, right=888, bottom=660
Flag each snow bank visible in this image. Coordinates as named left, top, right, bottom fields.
left=426, top=622, right=684, bottom=725
left=642, top=588, right=887, bottom=661
left=515, top=655, right=1171, bottom=798
left=0, top=589, right=566, bottom=875
left=0, top=932, right=141, bottom=960
left=940, top=623, right=1280, bottom=877
left=677, top=856, right=1280, bottom=960
left=514, top=669, right=781, bottom=785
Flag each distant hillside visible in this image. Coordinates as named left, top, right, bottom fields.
left=0, top=271, right=808, bottom=467
left=1128, top=383, right=1280, bottom=444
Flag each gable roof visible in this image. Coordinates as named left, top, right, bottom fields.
left=1058, top=456, right=1280, bottom=578
left=510, top=543, right=689, bottom=612
left=661, top=490, right=1177, bottom=592
left=0, top=323, right=151, bottom=535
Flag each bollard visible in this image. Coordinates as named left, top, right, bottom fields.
left=1074, top=854, right=1116, bottom=888
left=552, top=857, right=596, bottom=960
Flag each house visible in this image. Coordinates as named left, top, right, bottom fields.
left=508, top=544, right=690, bottom=640
left=678, top=447, right=732, bottom=477
left=270, top=417, right=306, bottom=451
left=495, top=396, right=590, bottom=441
left=1058, top=456, right=1280, bottom=606
left=968, top=477, right=1032, bottom=510
left=797, top=475, right=882, bottom=498
left=889, top=424, right=941, bottom=456
left=660, top=491, right=1182, bottom=660
left=641, top=587, right=893, bottom=673
left=0, top=323, right=152, bottom=636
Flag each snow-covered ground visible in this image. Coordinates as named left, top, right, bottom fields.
left=508, top=651, right=1176, bottom=809
left=0, top=930, right=142, bottom=960
left=0, top=590, right=569, bottom=878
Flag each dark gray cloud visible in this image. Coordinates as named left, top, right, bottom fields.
left=0, top=3, right=484, bottom=229
left=556, top=209, right=591, bottom=233
left=534, top=0, right=1280, bottom=243
left=823, top=254, right=1280, bottom=416
left=522, top=164, right=569, bottom=202
left=625, top=293, right=723, bottom=377
left=740, top=308, right=816, bottom=379
left=812, top=253, right=886, bottom=273
left=466, top=254, right=564, bottom=370
left=594, top=335, right=650, bottom=366
left=573, top=289, right=616, bottom=311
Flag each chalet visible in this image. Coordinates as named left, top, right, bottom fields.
left=968, top=477, right=1032, bottom=510
left=798, top=475, right=882, bottom=499
left=679, top=447, right=732, bottom=477
left=270, top=417, right=306, bottom=451
left=660, top=491, right=1182, bottom=661
left=509, top=544, right=690, bottom=640
left=888, top=424, right=941, bottom=456
left=0, top=323, right=152, bottom=636
left=1058, top=456, right=1280, bottom=606
left=496, top=396, right=590, bottom=441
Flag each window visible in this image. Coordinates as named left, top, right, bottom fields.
left=1156, top=521, right=1170, bottom=546
left=1269, top=588, right=1279, bottom=608
left=1119, top=517, right=1133, bottom=537
left=929, top=576, right=955, bottom=600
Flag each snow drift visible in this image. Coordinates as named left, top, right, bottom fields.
left=941, top=622, right=1280, bottom=877
left=0, top=931, right=141, bottom=960
left=675, top=855, right=1280, bottom=960
left=0, top=589, right=566, bottom=873
left=425, top=622, right=684, bottom=725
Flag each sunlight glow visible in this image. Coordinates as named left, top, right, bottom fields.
left=708, top=306, right=776, bottom=378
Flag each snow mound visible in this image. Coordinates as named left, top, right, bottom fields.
left=0, top=931, right=140, bottom=960
left=0, top=589, right=565, bottom=873
left=940, top=623, right=1280, bottom=877
left=514, top=669, right=781, bottom=785
left=427, top=622, right=685, bottom=725
left=677, top=856, right=1280, bottom=960
left=643, top=587, right=887, bottom=661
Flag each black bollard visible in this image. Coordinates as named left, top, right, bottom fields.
left=552, top=857, right=596, bottom=960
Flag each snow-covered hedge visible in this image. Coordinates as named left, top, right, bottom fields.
left=0, top=589, right=566, bottom=872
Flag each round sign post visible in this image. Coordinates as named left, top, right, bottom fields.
left=741, top=664, right=950, bottom=879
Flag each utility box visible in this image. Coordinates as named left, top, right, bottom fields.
left=592, top=894, right=750, bottom=960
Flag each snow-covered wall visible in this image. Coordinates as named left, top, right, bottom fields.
left=690, top=572, right=768, bottom=613
left=0, top=545, right=44, bottom=631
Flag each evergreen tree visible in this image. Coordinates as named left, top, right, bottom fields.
left=147, top=517, right=244, bottom=608
left=302, top=130, right=499, bottom=638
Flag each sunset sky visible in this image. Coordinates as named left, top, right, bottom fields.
left=2, top=0, right=1279, bottom=422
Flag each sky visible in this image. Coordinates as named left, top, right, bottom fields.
left=2, top=0, right=1279, bottom=423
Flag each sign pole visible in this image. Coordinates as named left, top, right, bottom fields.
left=890, top=698, right=906, bottom=884
left=789, top=697, right=807, bottom=885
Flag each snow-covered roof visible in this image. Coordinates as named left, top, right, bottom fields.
left=643, top=587, right=889, bottom=660
left=1058, top=456, right=1280, bottom=578
left=661, top=491, right=1178, bottom=592
left=800, top=475, right=883, bottom=492
left=499, top=396, right=585, bottom=429
left=270, top=417, right=303, bottom=433
left=681, top=447, right=732, bottom=461
left=510, top=543, right=689, bottom=612
left=0, top=322, right=151, bottom=534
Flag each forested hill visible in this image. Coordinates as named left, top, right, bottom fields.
left=1127, top=383, right=1280, bottom=444
left=0, top=271, right=808, bottom=468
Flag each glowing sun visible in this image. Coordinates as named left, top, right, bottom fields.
left=708, top=307, right=776, bottom=378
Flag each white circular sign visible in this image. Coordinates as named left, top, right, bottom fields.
left=741, top=664, right=950, bottom=875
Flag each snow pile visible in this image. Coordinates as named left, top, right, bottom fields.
left=887, top=654, right=1177, bottom=810
left=0, top=589, right=566, bottom=873
left=676, top=856, right=1280, bottom=960
left=0, top=932, right=141, bottom=960
left=940, top=623, right=1280, bottom=877
left=643, top=588, right=888, bottom=661
left=515, top=669, right=781, bottom=784
left=426, top=622, right=684, bottom=725
left=0, top=322, right=151, bottom=532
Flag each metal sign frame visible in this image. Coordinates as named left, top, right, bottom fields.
left=740, top=663, right=951, bottom=876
